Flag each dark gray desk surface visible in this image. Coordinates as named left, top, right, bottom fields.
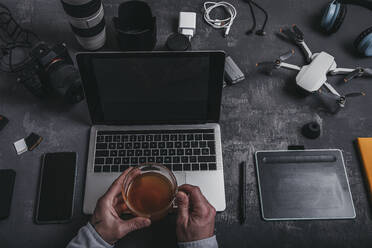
left=1, top=0, right=372, bottom=247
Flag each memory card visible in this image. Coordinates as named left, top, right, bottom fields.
left=25, top=132, right=43, bottom=151
left=14, top=139, right=28, bottom=155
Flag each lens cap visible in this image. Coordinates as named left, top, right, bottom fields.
left=165, top=33, right=191, bottom=51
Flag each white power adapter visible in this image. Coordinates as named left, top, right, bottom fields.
left=178, top=12, right=196, bottom=40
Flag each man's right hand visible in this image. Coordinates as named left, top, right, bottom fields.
left=175, top=184, right=216, bottom=242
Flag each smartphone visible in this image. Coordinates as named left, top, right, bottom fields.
left=35, top=152, right=77, bottom=224
left=0, top=169, right=16, bottom=220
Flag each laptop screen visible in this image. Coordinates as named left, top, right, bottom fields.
left=77, top=52, right=225, bottom=125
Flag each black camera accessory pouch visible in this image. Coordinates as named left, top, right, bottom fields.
left=113, top=1, right=157, bottom=51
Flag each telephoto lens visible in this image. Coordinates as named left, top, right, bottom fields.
left=60, top=0, right=106, bottom=50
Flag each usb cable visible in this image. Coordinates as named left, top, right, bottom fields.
left=203, top=1, right=237, bottom=37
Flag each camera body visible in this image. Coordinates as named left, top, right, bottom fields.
left=17, top=42, right=84, bottom=103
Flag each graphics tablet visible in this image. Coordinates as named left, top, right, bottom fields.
left=255, top=149, right=356, bottom=221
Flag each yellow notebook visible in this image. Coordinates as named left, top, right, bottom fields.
left=357, top=138, right=372, bottom=195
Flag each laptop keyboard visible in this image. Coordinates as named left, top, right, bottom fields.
left=93, top=129, right=218, bottom=173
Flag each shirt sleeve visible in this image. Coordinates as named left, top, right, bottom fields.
left=66, top=222, right=114, bottom=248
left=178, top=235, right=218, bottom=248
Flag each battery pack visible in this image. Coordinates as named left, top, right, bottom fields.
left=224, top=56, right=245, bottom=86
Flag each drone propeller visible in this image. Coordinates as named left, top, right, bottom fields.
left=280, top=25, right=304, bottom=42
left=256, top=61, right=278, bottom=74
left=316, top=90, right=343, bottom=113
left=256, top=49, right=294, bottom=74
left=291, top=25, right=304, bottom=41
left=344, top=67, right=372, bottom=82
left=344, top=69, right=361, bottom=82
left=279, top=49, right=295, bottom=61
left=256, top=61, right=276, bottom=67
left=317, top=89, right=365, bottom=113
left=280, top=28, right=295, bottom=41
left=338, top=92, right=366, bottom=107
left=364, top=68, right=372, bottom=76
left=344, top=92, right=366, bottom=98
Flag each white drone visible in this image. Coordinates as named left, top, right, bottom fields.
left=257, top=25, right=372, bottom=111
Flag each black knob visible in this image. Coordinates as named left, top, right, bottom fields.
left=301, top=122, right=321, bottom=139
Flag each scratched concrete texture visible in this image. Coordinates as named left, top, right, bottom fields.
left=0, top=0, right=372, bottom=247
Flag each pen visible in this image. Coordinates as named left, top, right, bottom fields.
left=240, top=161, right=246, bottom=224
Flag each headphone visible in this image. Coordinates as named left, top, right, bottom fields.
left=321, top=0, right=372, bottom=56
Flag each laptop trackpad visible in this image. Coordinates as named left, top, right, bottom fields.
left=174, top=172, right=186, bottom=187
left=185, top=171, right=225, bottom=211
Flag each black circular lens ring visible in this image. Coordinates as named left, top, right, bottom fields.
left=165, top=33, right=191, bottom=51
left=61, top=0, right=102, bottom=19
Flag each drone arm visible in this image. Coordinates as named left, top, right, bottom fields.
left=279, top=62, right=301, bottom=71
left=297, top=41, right=313, bottom=63
left=329, top=67, right=355, bottom=75
left=329, top=67, right=372, bottom=82
left=284, top=25, right=313, bottom=62
left=324, top=82, right=341, bottom=97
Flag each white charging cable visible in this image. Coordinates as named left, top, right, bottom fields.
left=203, top=1, right=237, bottom=37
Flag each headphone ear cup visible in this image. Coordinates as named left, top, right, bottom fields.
left=321, top=1, right=338, bottom=32
left=328, top=4, right=347, bottom=33
left=354, top=27, right=372, bottom=56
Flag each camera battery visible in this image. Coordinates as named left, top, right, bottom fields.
left=224, top=56, right=245, bottom=86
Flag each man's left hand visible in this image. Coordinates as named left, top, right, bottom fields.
left=90, top=168, right=151, bottom=245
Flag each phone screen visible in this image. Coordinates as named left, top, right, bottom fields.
left=0, top=170, right=15, bottom=219
left=36, top=152, right=76, bottom=223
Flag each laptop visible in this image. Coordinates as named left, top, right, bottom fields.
left=76, top=51, right=226, bottom=214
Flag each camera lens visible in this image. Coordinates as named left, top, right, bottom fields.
left=48, top=63, right=84, bottom=103
left=61, top=0, right=106, bottom=50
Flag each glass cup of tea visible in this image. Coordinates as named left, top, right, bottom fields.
left=121, top=163, right=178, bottom=221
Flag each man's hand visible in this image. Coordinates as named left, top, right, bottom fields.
left=176, top=184, right=216, bottom=242
left=90, top=169, right=151, bottom=245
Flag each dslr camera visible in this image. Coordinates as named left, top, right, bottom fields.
left=17, top=42, right=84, bottom=103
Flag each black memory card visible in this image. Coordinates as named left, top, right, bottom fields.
left=25, top=132, right=43, bottom=151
